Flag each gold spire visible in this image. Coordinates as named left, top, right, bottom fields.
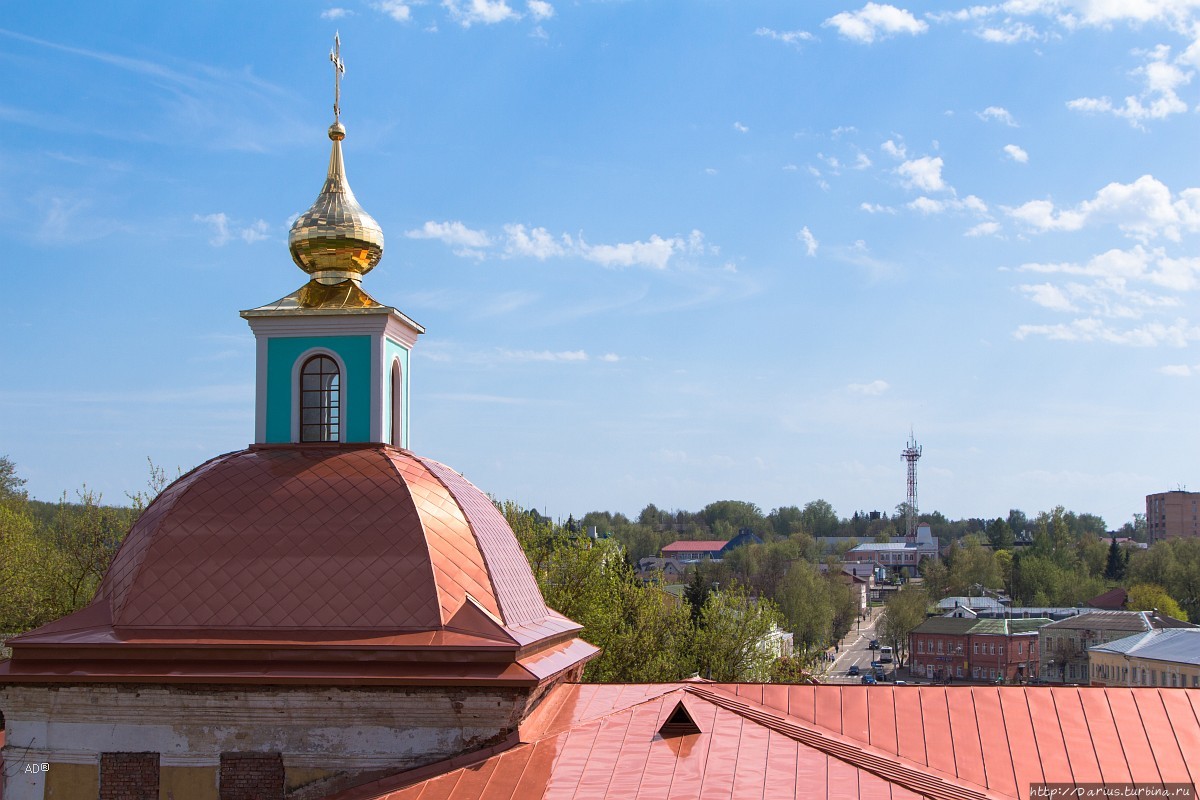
left=288, top=35, right=384, bottom=285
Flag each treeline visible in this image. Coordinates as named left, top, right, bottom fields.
left=504, top=502, right=818, bottom=683
left=0, top=458, right=157, bottom=633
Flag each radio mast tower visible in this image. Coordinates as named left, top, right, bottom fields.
left=901, top=432, right=922, bottom=541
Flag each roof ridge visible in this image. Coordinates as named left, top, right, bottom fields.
left=685, top=685, right=1007, bottom=800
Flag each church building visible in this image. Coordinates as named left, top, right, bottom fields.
left=4, top=43, right=1200, bottom=800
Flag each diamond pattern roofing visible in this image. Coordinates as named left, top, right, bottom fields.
left=2, top=444, right=597, bottom=687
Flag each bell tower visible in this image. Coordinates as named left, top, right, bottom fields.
left=241, top=35, right=423, bottom=448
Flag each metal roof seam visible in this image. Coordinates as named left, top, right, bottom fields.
left=1151, top=689, right=1186, bottom=784
left=378, top=452, right=450, bottom=628
left=415, top=456, right=546, bottom=629
left=1103, top=690, right=1142, bottom=785
left=988, top=689, right=1020, bottom=795
left=685, top=686, right=1001, bottom=800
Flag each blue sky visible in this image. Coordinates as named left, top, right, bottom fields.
left=3, top=1, right=1198, bottom=529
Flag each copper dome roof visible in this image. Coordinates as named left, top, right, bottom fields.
left=3, top=444, right=596, bottom=687
left=101, top=444, right=547, bottom=632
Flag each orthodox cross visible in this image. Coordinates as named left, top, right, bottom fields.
left=330, top=33, right=346, bottom=122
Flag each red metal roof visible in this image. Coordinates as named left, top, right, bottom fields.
left=661, top=540, right=728, bottom=553
left=94, top=444, right=545, bottom=632
left=336, top=683, right=1200, bottom=800
left=2, top=444, right=597, bottom=687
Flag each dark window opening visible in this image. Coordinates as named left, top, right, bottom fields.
left=300, top=355, right=340, bottom=442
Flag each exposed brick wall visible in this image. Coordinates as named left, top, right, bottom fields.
left=219, top=752, right=284, bottom=800
left=99, top=752, right=159, bottom=800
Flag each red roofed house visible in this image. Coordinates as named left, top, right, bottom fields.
left=660, top=540, right=728, bottom=561
left=4, top=47, right=1200, bottom=800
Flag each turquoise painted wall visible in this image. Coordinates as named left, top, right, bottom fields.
left=266, top=335, right=372, bottom=443
left=384, top=338, right=410, bottom=448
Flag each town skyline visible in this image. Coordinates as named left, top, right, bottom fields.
left=2, top=2, right=1199, bottom=527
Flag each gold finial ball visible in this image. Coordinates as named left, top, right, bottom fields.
left=329, top=122, right=346, bottom=141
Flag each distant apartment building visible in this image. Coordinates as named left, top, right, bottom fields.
left=844, top=522, right=938, bottom=578
left=1038, top=610, right=1195, bottom=684
left=1089, top=628, right=1200, bottom=689
left=1147, top=490, right=1200, bottom=543
left=909, top=616, right=1050, bottom=683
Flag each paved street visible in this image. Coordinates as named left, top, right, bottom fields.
left=817, top=606, right=901, bottom=684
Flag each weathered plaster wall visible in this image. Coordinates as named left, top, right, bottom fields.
left=0, top=684, right=528, bottom=800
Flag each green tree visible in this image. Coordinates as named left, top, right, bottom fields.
left=800, top=500, right=840, bottom=539
left=1126, top=583, right=1188, bottom=622
left=775, top=561, right=834, bottom=656
left=694, top=584, right=784, bottom=681
left=0, top=455, right=28, bottom=504
left=878, top=584, right=928, bottom=665
left=1104, top=538, right=1126, bottom=580
left=985, top=518, right=1014, bottom=550
left=0, top=504, right=65, bottom=631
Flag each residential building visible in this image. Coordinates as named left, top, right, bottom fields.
left=659, top=528, right=763, bottom=562
left=844, top=522, right=938, bottom=578
left=1147, top=489, right=1200, bottom=543
left=1038, top=610, right=1195, bottom=684
left=936, top=596, right=1009, bottom=615
left=909, top=616, right=1051, bottom=682
left=659, top=540, right=728, bottom=561
left=1089, top=628, right=1200, bottom=688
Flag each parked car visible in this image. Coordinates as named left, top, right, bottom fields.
left=861, top=674, right=877, bottom=685
left=848, top=665, right=860, bottom=676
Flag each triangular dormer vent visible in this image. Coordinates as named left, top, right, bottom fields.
left=658, top=699, right=701, bottom=737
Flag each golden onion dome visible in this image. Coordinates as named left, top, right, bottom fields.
left=288, top=121, right=385, bottom=285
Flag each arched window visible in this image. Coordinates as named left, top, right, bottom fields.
left=390, top=360, right=403, bottom=447
left=300, top=355, right=340, bottom=442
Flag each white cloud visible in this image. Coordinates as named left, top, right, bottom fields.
left=322, top=8, right=354, bottom=20
left=444, top=0, right=518, bottom=27
left=411, top=220, right=716, bottom=270
left=881, top=139, right=907, bottom=159
left=1020, top=282, right=1078, bottom=312
left=824, top=3, right=928, bottom=43
left=1160, top=364, right=1194, bottom=376
left=527, top=0, right=553, bottom=20
left=1006, top=175, right=1200, bottom=240
left=897, top=156, right=947, bottom=192
left=860, top=202, right=896, bottom=214
left=1014, top=318, right=1200, bottom=347
left=195, top=212, right=271, bottom=246
left=908, top=197, right=945, bottom=214
left=600, top=353, right=621, bottom=363
left=977, top=106, right=1017, bottom=125
left=733, top=121, right=750, bottom=133
left=1017, top=245, right=1200, bottom=293
left=853, top=152, right=873, bottom=169
left=799, top=226, right=819, bottom=256
left=581, top=235, right=680, bottom=270
left=966, top=221, right=1001, bottom=236
left=1004, top=144, right=1030, bottom=163
left=848, top=379, right=890, bottom=395
left=196, top=212, right=230, bottom=246
left=754, top=27, right=815, bottom=46
left=406, top=220, right=493, bottom=255
left=962, top=195, right=989, bottom=214
left=978, top=22, right=1042, bottom=43
left=1068, top=44, right=1193, bottom=127
left=499, top=349, right=590, bottom=363
left=503, top=224, right=568, bottom=259
left=240, top=219, right=271, bottom=243
left=373, top=0, right=411, bottom=21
